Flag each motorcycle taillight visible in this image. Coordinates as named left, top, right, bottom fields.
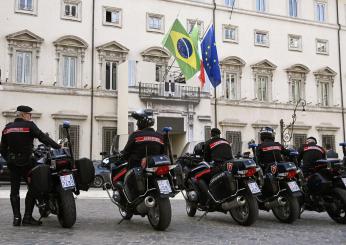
left=56, top=159, right=69, bottom=167
left=287, top=170, right=296, bottom=179
left=155, top=165, right=170, bottom=176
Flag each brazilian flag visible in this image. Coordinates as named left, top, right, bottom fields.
left=162, top=19, right=200, bottom=80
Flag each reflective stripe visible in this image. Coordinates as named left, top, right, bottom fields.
left=303, top=146, right=325, bottom=154
left=262, top=146, right=282, bottom=152
left=113, top=168, right=127, bottom=182
left=3, top=127, right=30, bottom=135
left=194, top=169, right=211, bottom=180
left=210, top=140, right=229, bottom=149
left=135, top=136, right=164, bottom=144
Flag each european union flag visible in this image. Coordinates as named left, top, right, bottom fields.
left=201, top=24, right=221, bottom=88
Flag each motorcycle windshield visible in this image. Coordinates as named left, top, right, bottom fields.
left=179, top=141, right=204, bottom=157
left=111, top=134, right=130, bottom=155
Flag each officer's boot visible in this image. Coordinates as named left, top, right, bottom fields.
left=10, top=196, right=21, bottom=226
left=22, top=189, right=42, bottom=226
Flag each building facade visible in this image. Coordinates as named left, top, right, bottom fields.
left=1, top=0, right=346, bottom=159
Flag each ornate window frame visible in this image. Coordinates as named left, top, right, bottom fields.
left=15, top=0, right=38, bottom=16
left=141, top=46, right=170, bottom=83
left=220, top=56, right=246, bottom=100
left=53, top=35, right=88, bottom=88
left=288, top=34, right=302, bottom=52
left=254, top=30, right=269, bottom=47
left=222, top=24, right=239, bottom=43
left=61, top=0, right=82, bottom=22
left=6, top=29, right=43, bottom=85
left=96, top=41, right=129, bottom=90
left=316, top=38, right=329, bottom=55
left=102, top=6, right=122, bottom=28
left=250, top=59, right=277, bottom=102
left=146, top=13, right=165, bottom=34
left=313, top=67, right=337, bottom=107
left=285, top=64, right=310, bottom=103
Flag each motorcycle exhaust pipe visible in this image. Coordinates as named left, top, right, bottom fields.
left=221, top=196, right=246, bottom=210
left=187, top=190, right=198, bottom=202
left=264, top=196, right=287, bottom=209
left=144, top=196, right=156, bottom=208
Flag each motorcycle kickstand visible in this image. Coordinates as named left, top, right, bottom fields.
left=198, top=211, right=208, bottom=221
left=118, top=218, right=125, bottom=225
left=299, top=204, right=305, bottom=219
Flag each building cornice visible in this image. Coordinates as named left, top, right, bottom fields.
left=2, top=110, right=41, bottom=119
left=219, top=119, right=247, bottom=127
left=94, top=115, right=117, bottom=122
left=51, top=112, right=87, bottom=120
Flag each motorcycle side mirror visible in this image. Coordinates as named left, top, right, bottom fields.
left=100, top=152, right=107, bottom=156
left=63, top=121, right=70, bottom=129
left=162, top=127, right=172, bottom=133
left=339, top=143, right=346, bottom=147
left=248, top=143, right=258, bottom=149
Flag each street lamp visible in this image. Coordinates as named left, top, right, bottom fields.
left=280, top=98, right=307, bottom=146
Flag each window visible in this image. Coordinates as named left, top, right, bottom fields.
left=316, top=39, right=329, bottom=55
left=59, top=124, right=80, bottom=159
left=291, top=79, right=303, bottom=103
left=105, top=61, right=117, bottom=90
left=223, top=25, right=238, bottom=43
left=257, top=76, right=268, bottom=101
left=187, top=19, right=204, bottom=36
left=102, top=127, right=117, bottom=154
left=288, top=34, right=302, bottom=51
left=256, top=0, right=266, bottom=12
left=103, top=7, right=122, bottom=27
left=63, top=56, right=76, bottom=87
left=16, top=51, right=32, bottom=84
left=225, top=73, right=237, bottom=99
left=254, top=30, right=269, bottom=47
left=315, top=1, right=326, bottom=22
left=156, top=64, right=165, bottom=82
left=293, top=134, right=306, bottom=149
left=204, top=126, right=211, bottom=141
left=322, top=135, right=335, bottom=150
left=15, top=0, right=37, bottom=15
left=225, top=0, right=235, bottom=7
left=289, top=0, right=298, bottom=17
left=61, top=0, right=82, bottom=21
left=147, top=13, right=165, bottom=33
left=226, top=131, right=242, bottom=155
left=321, top=82, right=329, bottom=106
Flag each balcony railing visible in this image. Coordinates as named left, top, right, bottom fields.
left=139, top=82, right=200, bottom=103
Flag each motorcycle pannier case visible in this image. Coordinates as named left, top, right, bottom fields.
left=262, top=173, right=279, bottom=196
left=146, top=155, right=170, bottom=168
left=307, top=172, right=332, bottom=194
left=231, top=159, right=257, bottom=174
left=75, top=158, right=95, bottom=191
left=30, top=164, right=51, bottom=194
left=124, top=167, right=146, bottom=201
left=209, top=171, right=237, bottom=201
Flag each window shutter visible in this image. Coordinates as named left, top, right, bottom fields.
left=204, top=126, right=211, bottom=141
left=322, top=135, right=335, bottom=150
left=59, top=124, right=80, bottom=159
left=102, top=127, right=117, bottom=154
left=16, top=52, right=23, bottom=83
left=226, top=131, right=242, bottom=155
left=293, top=134, right=307, bottom=150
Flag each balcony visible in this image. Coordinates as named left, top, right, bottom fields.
left=138, top=82, right=201, bottom=104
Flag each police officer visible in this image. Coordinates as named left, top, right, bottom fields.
left=204, top=128, right=233, bottom=164
left=256, top=127, right=289, bottom=170
left=0, top=105, right=61, bottom=226
left=298, top=136, right=326, bottom=176
left=121, top=109, right=164, bottom=169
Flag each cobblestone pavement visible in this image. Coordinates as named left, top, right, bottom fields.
left=0, top=190, right=345, bottom=245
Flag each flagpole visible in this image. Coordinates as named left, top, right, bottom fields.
left=213, top=0, right=217, bottom=128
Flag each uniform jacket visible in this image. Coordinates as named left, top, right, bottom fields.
left=256, top=140, right=289, bottom=169
left=204, top=137, right=233, bottom=163
left=298, top=143, right=326, bottom=167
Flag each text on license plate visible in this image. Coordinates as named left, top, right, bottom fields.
left=342, top=178, right=346, bottom=188
left=157, top=179, right=172, bottom=194
left=60, top=174, right=75, bottom=189
left=287, top=181, right=300, bottom=192
left=248, top=182, right=261, bottom=194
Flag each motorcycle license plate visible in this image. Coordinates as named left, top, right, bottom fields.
left=157, top=179, right=172, bottom=194
left=342, top=178, right=346, bottom=187
left=60, top=174, right=75, bottom=190
left=248, top=182, right=261, bottom=194
left=287, top=181, right=300, bottom=192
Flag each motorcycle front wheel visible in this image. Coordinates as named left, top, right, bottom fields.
left=326, top=188, right=346, bottom=224
left=272, top=193, right=300, bottom=223
left=147, top=197, right=171, bottom=231
left=230, top=193, right=259, bottom=226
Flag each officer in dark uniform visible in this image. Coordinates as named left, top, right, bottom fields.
left=256, top=127, right=289, bottom=170
left=0, top=105, right=61, bottom=226
left=204, top=128, right=233, bottom=163
left=121, top=109, right=164, bottom=169
left=298, top=136, right=326, bottom=176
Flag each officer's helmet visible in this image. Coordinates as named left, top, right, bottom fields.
left=193, top=142, right=205, bottom=156
left=131, top=109, right=155, bottom=130
left=260, top=127, right=275, bottom=141
left=306, top=136, right=317, bottom=145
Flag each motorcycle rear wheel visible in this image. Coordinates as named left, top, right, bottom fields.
left=230, top=193, right=258, bottom=226
left=147, top=197, right=171, bottom=231
left=57, top=189, right=76, bottom=228
left=272, top=193, right=299, bottom=223
left=326, top=188, right=346, bottom=224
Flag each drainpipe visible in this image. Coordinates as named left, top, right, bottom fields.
left=90, top=0, right=95, bottom=159
left=213, top=0, right=217, bottom=128
left=336, top=0, right=346, bottom=141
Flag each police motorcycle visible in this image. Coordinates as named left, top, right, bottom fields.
left=101, top=128, right=177, bottom=231
left=248, top=143, right=302, bottom=223
left=28, top=121, right=94, bottom=228
left=175, top=142, right=261, bottom=226
left=293, top=143, right=346, bottom=224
